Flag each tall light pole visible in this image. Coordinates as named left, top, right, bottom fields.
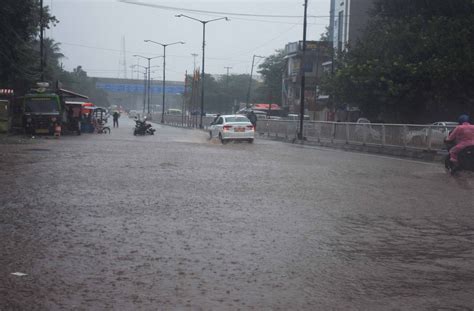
left=131, top=64, right=148, bottom=111
left=144, top=40, right=185, bottom=123
left=133, top=55, right=161, bottom=116
left=246, top=55, right=265, bottom=108
left=298, top=0, right=309, bottom=140
left=176, top=14, right=229, bottom=128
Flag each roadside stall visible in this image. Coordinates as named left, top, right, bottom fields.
left=0, top=89, right=14, bottom=133
left=80, top=102, right=96, bottom=133
left=64, top=101, right=84, bottom=135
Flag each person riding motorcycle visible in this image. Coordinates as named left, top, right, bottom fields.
left=445, top=114, right=474, bottom=168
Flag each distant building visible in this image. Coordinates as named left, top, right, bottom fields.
left=282, top=41, right=332, bottom=120
left=330, top=0, right=375, bottom=52
left=324, top=0, right=375, bottom=121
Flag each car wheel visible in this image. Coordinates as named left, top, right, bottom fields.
left=103, top=127, right=111, bottom=134
left=248, top=138, right=254, bottom=144
left=219, top=133, right=227, bottom=144
left=209, top=131, right=212, bottom=139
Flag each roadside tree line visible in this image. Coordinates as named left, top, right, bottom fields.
left=320, top=0, right=474, bottom=123
left=0, top=0, right=109, bottom=106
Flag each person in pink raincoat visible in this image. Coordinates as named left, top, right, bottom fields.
left=445, top=114, right=474, bottom=166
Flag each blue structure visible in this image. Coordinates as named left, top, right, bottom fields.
left=96, top=83, right=184, bottom=95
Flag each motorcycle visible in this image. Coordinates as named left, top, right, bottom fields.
left=133, top=118, right=155, bottom=136
left=444, top=141, right=474, bottom=174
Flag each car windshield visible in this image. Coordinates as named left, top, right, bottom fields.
left=225, top=116, right=250, bottom=123
left=24, top=98, right=59, bottom=113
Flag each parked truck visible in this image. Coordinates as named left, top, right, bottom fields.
left=18, top=82, right=88, bottom=135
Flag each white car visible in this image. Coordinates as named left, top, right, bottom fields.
left=209, top=114, right=255, bottom=144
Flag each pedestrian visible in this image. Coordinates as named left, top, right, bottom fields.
left=113, top=111, right=120, bottom=128
left=247, top=110, right=257, bottom=130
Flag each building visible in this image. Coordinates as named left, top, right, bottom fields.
left=330, top=0, right=375, bottom=52
left=282, top=41, right=332, bottom=120
left=94, top=77, right=185, bottom=111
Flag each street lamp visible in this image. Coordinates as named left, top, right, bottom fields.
left=246, top=55, right=265, bottom=108
left=176, top=14, right=229, bottom=128
left=133, top=54, right=162, bottom=116
left=144, top=40, right=185, bottom=123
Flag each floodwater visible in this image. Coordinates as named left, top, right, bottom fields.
left=1, top=118, right=473, bottom=310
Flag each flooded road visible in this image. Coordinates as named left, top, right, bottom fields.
left=1, top=118, right=473, bottom=310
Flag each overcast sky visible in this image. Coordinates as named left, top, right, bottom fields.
left=48, top=0, right=330, bottom=81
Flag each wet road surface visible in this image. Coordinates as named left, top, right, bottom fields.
left=1, top=118, right=473, bottom=310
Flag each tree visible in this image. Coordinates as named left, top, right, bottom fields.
left=186, top=73, right=261, bottom=114
left=320, top=0, right=474, bottom=123
left=0, top=0, right=58, bottom=90
left=61, top=66, right=110, bottom=106
left=257, top=50, right=286, bottom=105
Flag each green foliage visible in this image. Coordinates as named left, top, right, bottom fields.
left=0, top=0, right=58, bottom=90
left=188, top=74, right=261, bottom=114
left=60, top=66, right=110, bottom=107
left=321, top=0, right=474, bottom=123
left=0, top=1, right=109, bottom=106
left=257, top=50, right=286, bottom=105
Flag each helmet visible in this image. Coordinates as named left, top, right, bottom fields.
left=458, top=114, right=470, bottom=124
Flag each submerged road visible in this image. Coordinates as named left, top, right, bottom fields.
left=1, top=118, right=473, bottom=310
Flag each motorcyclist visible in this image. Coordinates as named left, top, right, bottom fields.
left=445, top=114, right=474, bottom=167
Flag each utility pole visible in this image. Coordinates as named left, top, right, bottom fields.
left=191, top=53, right=198, bottom=72
left=298, top=0, right=308, bottom=140
left=224, top=66, right=232, bottom=86
left=246, top=55, right=264, bottom=108
left=40, top=0, right=44, bottom=81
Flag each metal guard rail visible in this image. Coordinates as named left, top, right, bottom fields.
left=152, top=113, right=453, bottom=152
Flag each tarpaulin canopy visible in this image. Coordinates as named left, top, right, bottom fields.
left=252, top=103, right=282, bottom=111
left=81, top=102, right=97, bottom=114
left=58, top=88, right=88, bottom=99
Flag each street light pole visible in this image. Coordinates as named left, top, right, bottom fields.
left=176, top=14, right=229, bottom=128
left=134, top=55, right=161, bottom=118
left=246, top=55, right=264, bottom=108
left=143, top=69, right=148, bottom=116
left=147, top=58, right=151, bottom=115
left=144, top=40, right=185, bottom=123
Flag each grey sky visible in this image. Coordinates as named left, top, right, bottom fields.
left=49, top=0, right=330, bottom=81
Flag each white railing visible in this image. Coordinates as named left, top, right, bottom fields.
left=153, top=113, right=453, bottom=152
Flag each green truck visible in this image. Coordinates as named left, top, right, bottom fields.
left=18, top=82, right=88, bottom=135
